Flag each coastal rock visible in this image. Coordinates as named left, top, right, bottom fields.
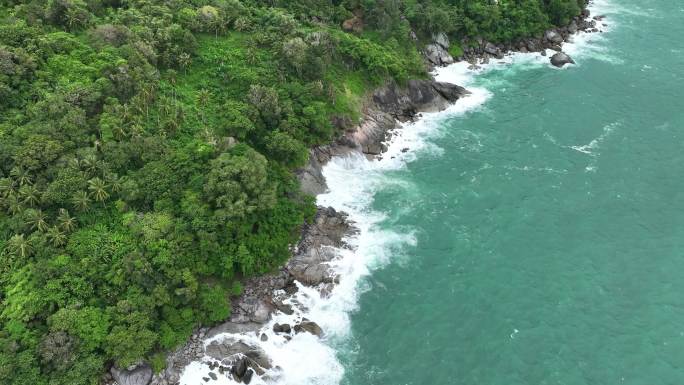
left=206, top=322, right=262, bottom=339
left=373, top=80, right=469, bottom=117
left=111, top=364, right=152, bottom=385
left=296, top=150, right=327, bottom=196
left=294, top=321, right=323, bottom=337
left=424, top=43, right=454, bottom=66
left=273, top=323, right=292, bottom=334
left=484, top=42, right=498, bottom=55
left=272, top=299, right=294, bottom=315
left=232, top=358, right=247, bottom=378
left=526, top=38, right=542, bottom=52
left=432, top=32, right=450, bottom=49
left=550, top=52, right=575, bottom=67
left=206, top=339, right=272, bottom=371
left=287, top=207, right=352, bottom=285
left=545, top=30, right=564, bottom=44
left=243, top=369, right=254, bottom=384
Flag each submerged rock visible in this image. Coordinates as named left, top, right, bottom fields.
left=550, top=52, right=575, bottom=67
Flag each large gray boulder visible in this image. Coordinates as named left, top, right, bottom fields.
left=432, top=32, right=449, bottom=49
left=294, top=321, right=323, bottom=337
left=111, top=364, right=152, bottom=385
left=296, top=150, right=327, bottom=196
left=550, top=52, right=575, bottom=67
left=424, top=43, right=454, bottom=66
left=545, top=30, right=564, bottom=44
left=484, top=42, right=498, bottom=55
left=205, top=339, right=272, bottom=370
left=206, top=321, right=263, bottom=339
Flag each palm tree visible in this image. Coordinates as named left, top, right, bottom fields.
left=107, top=174, right=123, bottom=194
left=178, top=52, right=192, bottom=74
left=68, top=157, right=81, bottom=170
left=246, top=47, right=258, bottom=65
left=57, top=208, right=77, bottom=233
left=10, top=166, right=33, bottom=186
left=71, top=191, right=91, bottom=212
left=6, top=234, right=33, bottom=259
left=112, top=124, right=129, bottom=141
left=46, top=226, right=67, bottom=247
left=88, top=177, right=109, bottom=203
left=5, top=195, right=24, bottom=215
left=25, top=209, right=49, bottom=232
left=81, top=154, right=99, bottom=176
left=0, top=178, right=17, bottom=198
left=19, top=185, right=41, bottom=207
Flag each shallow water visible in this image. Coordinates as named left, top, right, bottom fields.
left=334, top=1, right=684, bottom=384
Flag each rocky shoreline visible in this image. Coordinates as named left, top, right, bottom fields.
left=105, top=79, right=469, bottom=385
left=106, top=4, right=605, bottom=384
left=424, top=3, right=608, bottom=69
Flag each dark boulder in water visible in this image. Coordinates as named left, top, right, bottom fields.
left=294, top=321, right=324, bottom=337
left=273, top=323, right=291, bottom=334
left=243, top=369, right=254, bottom=384
left=550, top=52, right=575, bottom=67
left=232, top=358, right=247, bottom=378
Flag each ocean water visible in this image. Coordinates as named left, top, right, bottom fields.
left=333, top=1, right=684, bottom=385
left=181, top=0, right=684, bottom=384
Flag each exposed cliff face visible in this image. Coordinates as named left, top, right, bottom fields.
left=298, top=79, right=469, bottom=195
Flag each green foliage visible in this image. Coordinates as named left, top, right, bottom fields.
left=0, top=0, right=585, bottom=383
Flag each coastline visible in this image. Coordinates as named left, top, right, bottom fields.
left=107, top=2, right=612, bottom=384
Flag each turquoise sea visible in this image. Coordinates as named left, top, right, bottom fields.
left=324, top=1, right=684, bottom=384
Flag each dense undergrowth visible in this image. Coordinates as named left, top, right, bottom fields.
left=0, top=0, right=584, bottom=384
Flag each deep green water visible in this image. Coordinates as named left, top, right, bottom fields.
left=339, top=1, right=684, bottom=384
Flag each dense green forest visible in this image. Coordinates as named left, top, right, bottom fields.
left=0, top=0, right=584, bottom=383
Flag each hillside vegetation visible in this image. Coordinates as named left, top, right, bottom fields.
left=0, top=0, right=584, bottom=384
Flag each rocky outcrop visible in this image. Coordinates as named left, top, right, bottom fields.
left=205, top=338, right=272, bottom=371
left=424, top=44, right=454, bottom=66
left=297, top=79, right=468, bottom=193
left=342, top=14, right=363, bottom=33
left=432, top=32, right=450, bottom=50
left=296, top=149, right=329, bottom=196
left=341, top=80, right=469, bottom=157
left=287, top=206, right=353, bottom=285
left=545, top=30, right=564, bottom=45
left=550, top=52, right=575, bottom=67
left=456, top=7, right=601, bottom=67
left=424, top=32, right=454, bottom=67
left=111, top=364, right=152, bottom=385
